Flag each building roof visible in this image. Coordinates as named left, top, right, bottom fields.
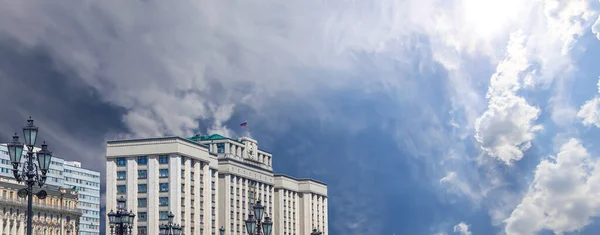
left=273, top=173, right=327, bottom=186
left=189, top=134, right=273, bottom=154
left=188, top=134, right=229, bottom=142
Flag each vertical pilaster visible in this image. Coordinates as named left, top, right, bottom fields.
left=148, top=156, right=159, bottom=235
left=0, top=214, right=4, bottom=235
left=106, top=159, right=117, bottom=232
left=18, top=217, right=24, bottom=235
left=126, top=158, right=138, bottom=235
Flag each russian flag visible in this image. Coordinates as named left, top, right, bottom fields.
left=240, top=121, right=248, bottom=127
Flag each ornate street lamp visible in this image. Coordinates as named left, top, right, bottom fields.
left=159, top=211, right=183, bottom=235
left=108, top=196, right=136, bottom=235
left=7, top=118, right=53, bottom=235
left=220, top=226, right=225, bottom=235
left=311, top=228, right=323, bottom=235
left=245, top=200, right=273, bottom=235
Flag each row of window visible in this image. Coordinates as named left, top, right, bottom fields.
left=137, top=210, right=173, bottom=222
left=118, top=155, right=205, bottom=166
left=117, top=156, right=207, bottom=167
left=64, top=168, right=101, bottom=179
left=137, top=197, right=170, bottom=207
left=117, top=169, right=169, bottom=180
left=116, top=183, right=170, bottom=194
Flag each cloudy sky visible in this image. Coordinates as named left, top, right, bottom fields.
left=2, top=0, right=600, bottom=234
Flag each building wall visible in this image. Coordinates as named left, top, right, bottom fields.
left=0, top=178, right=81, bottom=235
left=274, top=175, right=328, bottom=235
left=63, top=161, right=101, bottom=235
left=199, top=136, right=275, bottom=235
left=106, top=135, right=329, bottom=235
left=0, top=145, right=100, bottom=235
left=105, top=137, right=218, bottom=235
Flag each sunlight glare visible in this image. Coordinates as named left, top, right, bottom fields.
left=463, top=0, right=521, bottom=38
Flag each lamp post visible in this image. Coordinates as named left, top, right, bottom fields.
left=311, top=228, right=323, bottom=235
left=219, top=226, right=225, bottom=235
left=245, top=200, right=273, bottom=235
left=108, top=196, right=136, bottom=235
left=159, top=212, right=183, bottom=235
left=6, top=118, right=53, bottom=235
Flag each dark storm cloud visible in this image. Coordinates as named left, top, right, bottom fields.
left=0, top=38, right=127, bottom=234
left=0, top=38, right=126, bottom=162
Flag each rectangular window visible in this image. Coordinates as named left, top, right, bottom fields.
left=159, top=197, right=169, bottom=206
left=116, top=158, right=126, bottom=166
left=159, top=169, right=169, bottom=178
left=217, top=143, right=225, bottom=153
left=117, top=185, right=126, bottom=194
left=138, top=198, right=147, bottom=207
left=160, top=183, right=169, bottom=192
left=117, top=171, right=126, bottom=180
left=138, top=170, right=147, bottom=179
left=138, top=226, right=147, bottom=234
left=137, top=156, right=148, bottom=165
left=160, top=211, right=169, bottom=220
left=191, top=159, right=195, bottom=167
left=138, top=184, right=147, bottom=193
left=181, top=157, right=186, bottom=165
left=159, top=155, right=169, bottom=164
left=138, top=212, right=147, bottom=221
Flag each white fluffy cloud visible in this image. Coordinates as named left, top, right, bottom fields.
left=473, top=0, right=597, bottom=164
left=505, top=138, right=600, bottom=235
left=474, top=33, right=543, bottom=164
left=592, top=15, right=600, bottom=40
left=453, top=222, right=472, bottom=235
left=577, top=78, right=600, bottom=128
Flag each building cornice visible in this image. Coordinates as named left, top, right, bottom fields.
left=273, top=174, right=327, bottom=186
left=218, top=158, right=273, bottom=174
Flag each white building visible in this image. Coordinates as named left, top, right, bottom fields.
left=273, top=175, right=328, bottom=235
left=191, top=134, right=274, bottom=235
left=0, top=145, right=101, bottom=235
left=105, top=137, right=219, bottom=235
left=63, top=161, right=101, bottom=235
left=105, top=134, right=328, bottom=235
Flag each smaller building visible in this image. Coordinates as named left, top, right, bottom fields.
left=273, top=174, right=328, bottom=235
left=63, top=161, right=101, bottom=235
left=0, top=177, right=81, bottom=235
left=0, top=144, right=101, bottom=235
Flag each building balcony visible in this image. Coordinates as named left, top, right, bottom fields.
left=0, top=197, right=83, bottom=216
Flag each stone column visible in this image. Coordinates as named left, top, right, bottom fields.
left=0, top=215, right=4, bottom=235
left=18, top=216, right=24, bottom=235
left=10, top=217, right=15, bottom=235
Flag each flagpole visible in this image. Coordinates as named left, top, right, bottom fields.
left=246, top=121, right=251, bottom=137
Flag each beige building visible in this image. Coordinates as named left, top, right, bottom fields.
left=273, top=175, right=328, bottom=235
left=0, top=177, right=81, bottom=235
left=106, top=134, right=328, bottom=235
left=105, top=137, right=219, bottom=235
left=192, top=135, right=274, bottom=235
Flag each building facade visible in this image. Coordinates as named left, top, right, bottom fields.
left=0, top=145, right=101, bottom=235
left=105, top=137, right=219, bottom=235
left=105, top=134, right=328, bottom=235
left=273, top=175, right=328, bottom=235
left=192, top=135, right=275, bottom=235
left=0, top=177, right=81, bottom=235
left=63, top=161, right=101, bottom=235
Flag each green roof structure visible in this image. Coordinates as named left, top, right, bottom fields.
left=188, top=134, right=228, bottom=142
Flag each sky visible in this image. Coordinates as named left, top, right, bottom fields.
left=1, top=0, right=600, bottom=234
